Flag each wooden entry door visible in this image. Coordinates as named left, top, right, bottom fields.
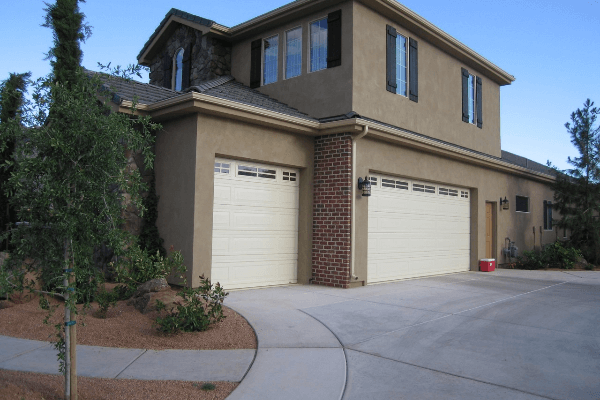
left=485, top=202, right=495, bottom=259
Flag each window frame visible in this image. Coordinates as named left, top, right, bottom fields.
left=515, top=195, right=530, bottom=213
left=284, top=26, right=302, bottom=80
left=308, top=16, right=328, bottom=73
left=172, top=47, right=185, bottom=91
left=395, top=33, right=409, bottom=98
left=468, top=73, right=476, bottom=124
left=543, top=201, right=553, bottom=231
left=262, top=34, right=279, bottom=86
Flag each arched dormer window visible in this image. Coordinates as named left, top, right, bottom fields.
left=173, top=47, right=184, bottom=91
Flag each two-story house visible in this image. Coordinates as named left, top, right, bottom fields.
left=108, top=0, right=560, bottom=289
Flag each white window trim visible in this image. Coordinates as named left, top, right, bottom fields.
left=308, top=16, right=328, bottom=74
left=261, top=34, right=279, bottom=86
left=395, top=32, right=409, bottom=98
left=284, top=26, right=302, bottom=80
left=468, top=73, right=476, bottom=124
left=515, top=195, right=530, bottom=213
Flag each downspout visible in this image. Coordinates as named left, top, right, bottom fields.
left=350, top=124, right=369, bottom=283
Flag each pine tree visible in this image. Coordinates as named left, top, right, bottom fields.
left=552, top=99, right=600, bottom=264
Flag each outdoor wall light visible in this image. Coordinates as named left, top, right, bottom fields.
left=358, top=176, right=371, bottom=197
left=500, top=196, right=509, bottom=210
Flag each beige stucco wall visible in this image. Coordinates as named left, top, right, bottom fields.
left=351, top=2, right=502, bottom=158
left=156, top=111, right=314, bottom=288
left=155, top=114, right=199, bottom=285
left=353, top=136, right=556, bottom=283
left=230, top=1, right=354, bottom=119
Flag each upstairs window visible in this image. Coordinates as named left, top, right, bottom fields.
left=174, top=48, right=184, bottom=91
left=263, top=35, right=279, bottom=85
left=310, top=18, right=328, bottom=72
left=516, top=195, right=529, bottom=213
left=467, top=73, right=475, bottom=123
left=396, top=34, right=408, bottom=97
left=285, top=27, right=302, bottom=79
left=386, top=25, right=418, bottom=102
left=461, top=68, right=482, bottom=128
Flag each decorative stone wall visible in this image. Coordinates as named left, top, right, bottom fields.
left=148, top=24, right=232, bottom=88
left=312, top=133, right=353, bottom=288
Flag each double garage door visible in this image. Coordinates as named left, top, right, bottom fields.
left=211, top=159, right=470, bottom=288
left=368, top=174, right=471, bottom=283
left=211, top=158, right=299, bottom=289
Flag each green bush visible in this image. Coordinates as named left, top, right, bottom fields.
left=515, top=241, right=582, bottom=270
left=113, top=244, right=186, bottom=292
left=154, top=275, right=228, bottom=334
left=95, top=287, right=118, bottom=318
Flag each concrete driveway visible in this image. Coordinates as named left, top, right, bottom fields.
left=225, top=269, right=600, bottom=400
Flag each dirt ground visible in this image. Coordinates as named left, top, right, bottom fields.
left=0, top=292, right=257, bottom=400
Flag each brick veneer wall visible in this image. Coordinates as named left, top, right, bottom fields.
left=312, top=133, right=353, bottom=288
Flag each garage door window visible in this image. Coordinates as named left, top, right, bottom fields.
left=283, top=171, right=297, bottom=181
left=214, top=162, right=230, bottom=174
left=382, top=178, right=408, bottom=190
left=238, top=165, right=276, bottom=179
left=413, top=183, right=435, bottom=193
left=439, top=187, right=458, bottom=196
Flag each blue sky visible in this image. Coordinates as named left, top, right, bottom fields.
left=2, top=0, right=598, bottom=170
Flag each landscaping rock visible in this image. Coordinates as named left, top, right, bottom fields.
left=129, top=289, right=182, bottom=314
left=132, top=278, right=169, bottom=298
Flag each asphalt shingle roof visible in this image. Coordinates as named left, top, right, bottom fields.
left=501, top=150, right=557, bottom=176
left=188, top=76, right=316, bottom=121
left=96, top=73, right=182, bottom=105
left=93, top=71, right=315, bottom=121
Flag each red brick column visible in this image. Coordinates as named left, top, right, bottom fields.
left=312, top=133, right=352, bottom=288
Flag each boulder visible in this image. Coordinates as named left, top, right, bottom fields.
left=129, top=289, right=182, bottom=314
left=132, top=278, right=169, bottom=298
left=127, top=278, right=173, bottom=313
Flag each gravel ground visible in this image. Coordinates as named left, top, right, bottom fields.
left=0, top=369, right=237, bottom=400
left=0, top=293, right=257, bottom=399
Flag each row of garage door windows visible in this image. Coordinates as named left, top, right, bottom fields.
left=215, top=160, right=470, bottom=200
left=214, top=162, right=556, bottom=227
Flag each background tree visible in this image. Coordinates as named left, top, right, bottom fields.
left=552, top=99, right=600, bottom=264
left=0, top=0, right=159, bottom=398
left=0, top=72, right=30, bottom=251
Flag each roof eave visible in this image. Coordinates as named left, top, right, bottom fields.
left=359, top=0, right=514, bottom=85
left=138, top=15, right=213, bottom=65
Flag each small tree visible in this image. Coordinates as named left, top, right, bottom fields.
left=552, top=99, right=600, bottom=264
left=0, top=1, right=160, bottom=398
left=0, top=72, right=31, bottom=251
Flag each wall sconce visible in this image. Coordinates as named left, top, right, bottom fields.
left=358, top=176, right=371, bottom=197
left=500, top=196, right=509, bottom=210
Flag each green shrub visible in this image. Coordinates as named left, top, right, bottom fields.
left=95, top=288, right=118, bottom=318
left=515, top=241, right=582, bottom=270
left=113, top=244, right=186, bottom=292
left=154, top=275, right=228, bottom=334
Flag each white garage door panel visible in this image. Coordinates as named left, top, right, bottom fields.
left=368, top=175, right=470, bottom=283
left=212, top=158, right=299, bottom=289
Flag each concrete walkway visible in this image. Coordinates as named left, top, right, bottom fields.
left=0, top=336, right=254, bottom=382
left=2, top=269, right=599, bottom=400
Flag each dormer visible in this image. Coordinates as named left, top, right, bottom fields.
left=138, top=8, right=233, bottom=90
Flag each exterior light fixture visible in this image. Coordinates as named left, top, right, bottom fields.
left=358, top=176, right=371, bottom=197
left=500, top=196, right=509, bottom=210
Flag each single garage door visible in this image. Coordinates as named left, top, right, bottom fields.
left=368, top=174, right=470, bottom=283
left=211, top=158, right=299, bottom=289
